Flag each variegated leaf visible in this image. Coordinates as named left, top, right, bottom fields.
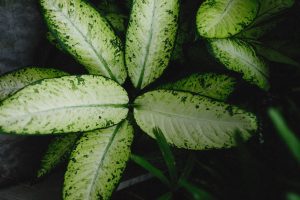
left=208, top=38, right=269, bottom=90
left=63, top=120, right=134, bottom=200
left=159, top=73, right=236, bottom=101
left=0, top=67, right=68, bottom=101
left=0, top=75, right=129, bottom=134
left=40, top=0, right=127, bottom=84
left=125, top=0, right=179, bottom=89
left=134, top=90, right=258, bottom=150
left=196, top=0, right=259, bottom=38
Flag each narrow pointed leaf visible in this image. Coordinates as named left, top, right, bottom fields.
left=63, top=120, right=134, bottom=200
left=208, top=38, right=269, bottom=90
left=40, top=0, right=127, bottom=84
left=253, top=44, right=300, bottom=67
left=196, top=0, right=259, bottom=38
left=254, top=0, right=294, bottom=25
left=0, top=75, right=129, bottom=134
left=125, top=0, right=179, bottom=89
left=179, top=179, right=215, bottom=200
left=37, top=133, right=80, bottom=178
left=131, top=154, right=171, bottom=187
left=159, top=73, right=236, bottom=101
left=134, top=90, right=257, bottom=150
left=0, top=67, right=68, bottom=101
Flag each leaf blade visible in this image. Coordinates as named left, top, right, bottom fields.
left=159, top=73, right=236, bottom=101
left=196, top=0, right=259, bottom=38
left=0, top=67, right=68, bottom=101
left=125, top=0, right=179, bottom=89
left=63, top=120, right=134, bottom=200
left=134, top=90, right=258, bottom=150
left=208, top=38, right=270, bottom=90
left=40, top=0, right=127, bottom=84
left=0, top=75, right=129, bottom=134
left=37, top=133, right=80, bottom=178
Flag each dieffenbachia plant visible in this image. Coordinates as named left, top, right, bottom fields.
left=0, top=0, right=272, bottom=199
left=196, top=0, right=297, bottom=91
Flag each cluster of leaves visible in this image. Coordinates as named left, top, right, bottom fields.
left=0, top=0, right=299, bottom=199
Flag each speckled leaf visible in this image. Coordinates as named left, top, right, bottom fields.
left=0, top=75, right=129, bottom=134
left=254, top=0, right=294, bottom=24
left=0, top=67, right=68, bottom=101
left=134, top=90, right=257, bottom=150
left=160, top=73, right=236, bottom=101
left=40, top=0, right=127, bottom=84
left=196, top=0, right=259, bottom=38
left=125, top=0, right=179, bottom=89
left=63, top=120, right=134, bottom=200
left=254, top=44, right=300, bottom=67
left=208, top=38, right=269, bottom=90
left=37, top=133, right=80, bottom=178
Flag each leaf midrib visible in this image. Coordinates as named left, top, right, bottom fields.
left=136, top=0, right=156, bottom=89
left=87, top=123, right=122, bottom=199
left=49, top=2, right=117, bottom=82
left=137, top=107, right=251, bottom=126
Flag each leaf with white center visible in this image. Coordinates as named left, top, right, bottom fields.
left=0, top=75, right=129, bottom=134
left=0, top=67, right=68, bottom=101
left=253, top=44, right=300, bottom=67
left=40, top=0, right=126, bottom=84
left=254, top=0, right=294, bottom=25
left=134, top=90, right=258, bottom=150
left=63, top=120, right=134, bottom=200
left=208, top=38, right=269, bottom=90
left=125, top=0, right=179, bottom=89
left=196, top=0, right=259, bottom=38
left=160, top=73, right=236, bottom=101
left=37, top=133, right=80, bottom=178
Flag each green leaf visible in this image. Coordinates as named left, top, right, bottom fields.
left=287, top=192, right=300, bottom=200
left=63, top=120, right=134, bottom=200
left=208, top=38, right=269, bottom=90
left=134, top=90, right=257, bottom=150
left=125, top=0, right=179, bottom=89
left=40, top=0, right=127, bottom=84
left=254, top=0, right=294, bottom=25
left=253, top=44, right=300, bottom=67
left=196, top=0, right=259, bottom=38
left=268, top=108, right=300, bottom=163
left=236, top=19, right=280, bottom=40
left=153, top=127, right=177, bottom=183
left=131, top=154, right=171, bottom=187
left=178, top=179, right=215, bottom=200
left=37, top=133, right=80, bottom=178
left=0, top=75, right=129, bottom=134
left=159, top=73, right=236, bottom=101
left=0, top=67, right=68, bottom=101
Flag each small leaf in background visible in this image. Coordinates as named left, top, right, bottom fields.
left=253, top=44, right=300, bottom=67
left=63, top=120, right=134, bottom=200
left=153, top=127, right=177, bottom=183
left=159, top=73, right=236, bottom=101
left=0, top=67, right=68, bottom=101
left=134, top=90, right=258, bottom=150
left=125, top=0, right=179, bottom=89
left=37, top=133, right=80, bottom=178
left=40, top=0, right=127, bottom=84
left=157, top=192, right=172, bottom=200
left=268, top=108, right=300, bottom=163
left=131, top=154, right=171, bottom=187
left=196, top=0, right=259, bottom=38
left=0, top=75, right=129, bottom=134
left=208, top=38, right=270, bottom=90
left=254, top=0, right=295, bottom=25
